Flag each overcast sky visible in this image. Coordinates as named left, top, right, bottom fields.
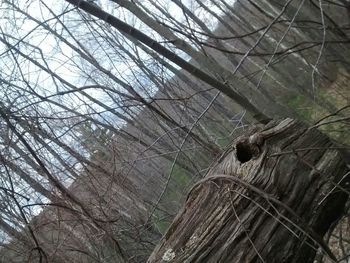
left=0, top=0, right=236, bottom=243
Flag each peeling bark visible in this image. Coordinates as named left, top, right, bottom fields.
left=148, top=119, right=350, bottom=263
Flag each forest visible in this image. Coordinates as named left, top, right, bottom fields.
left=0, top=0, right=349, bottom=262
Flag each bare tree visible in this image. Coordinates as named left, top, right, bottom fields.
left=0, top=0, right=349, bottom=262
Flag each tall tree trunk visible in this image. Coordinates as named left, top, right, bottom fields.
left=148, top=118, right=349, bottom=263
left=65, top=0, right=273, bottom=123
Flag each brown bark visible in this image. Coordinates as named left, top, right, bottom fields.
left=148, top=118, right=349, bottom=263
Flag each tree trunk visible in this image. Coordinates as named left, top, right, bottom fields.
left=148, top=118, right=349, bottom=263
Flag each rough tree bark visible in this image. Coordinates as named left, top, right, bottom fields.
left=148, top=118, right=349, bottom=263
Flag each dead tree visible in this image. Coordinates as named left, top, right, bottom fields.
left=148, top=118, right=349, bottom=263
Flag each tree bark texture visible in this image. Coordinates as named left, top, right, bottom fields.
left=148, top=118, right=349, bottom=263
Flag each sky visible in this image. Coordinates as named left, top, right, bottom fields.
left=0, top=0, right=236, bottom=243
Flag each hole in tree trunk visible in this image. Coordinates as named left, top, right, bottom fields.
left=236, top=142, right=253, bottom=163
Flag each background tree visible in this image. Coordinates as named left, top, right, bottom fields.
left=0, top=0, right=349, bottom=262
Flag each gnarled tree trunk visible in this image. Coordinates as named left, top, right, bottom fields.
left=148, top=118, right=349, bottom=263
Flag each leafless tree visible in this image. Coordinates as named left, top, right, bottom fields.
left=0, top=0, right=349, bottom=262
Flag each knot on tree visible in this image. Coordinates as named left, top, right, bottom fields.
left=235, top=134, right=263, bottom=163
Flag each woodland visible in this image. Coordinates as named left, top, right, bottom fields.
left=0, top=0, right=349, bottom=262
